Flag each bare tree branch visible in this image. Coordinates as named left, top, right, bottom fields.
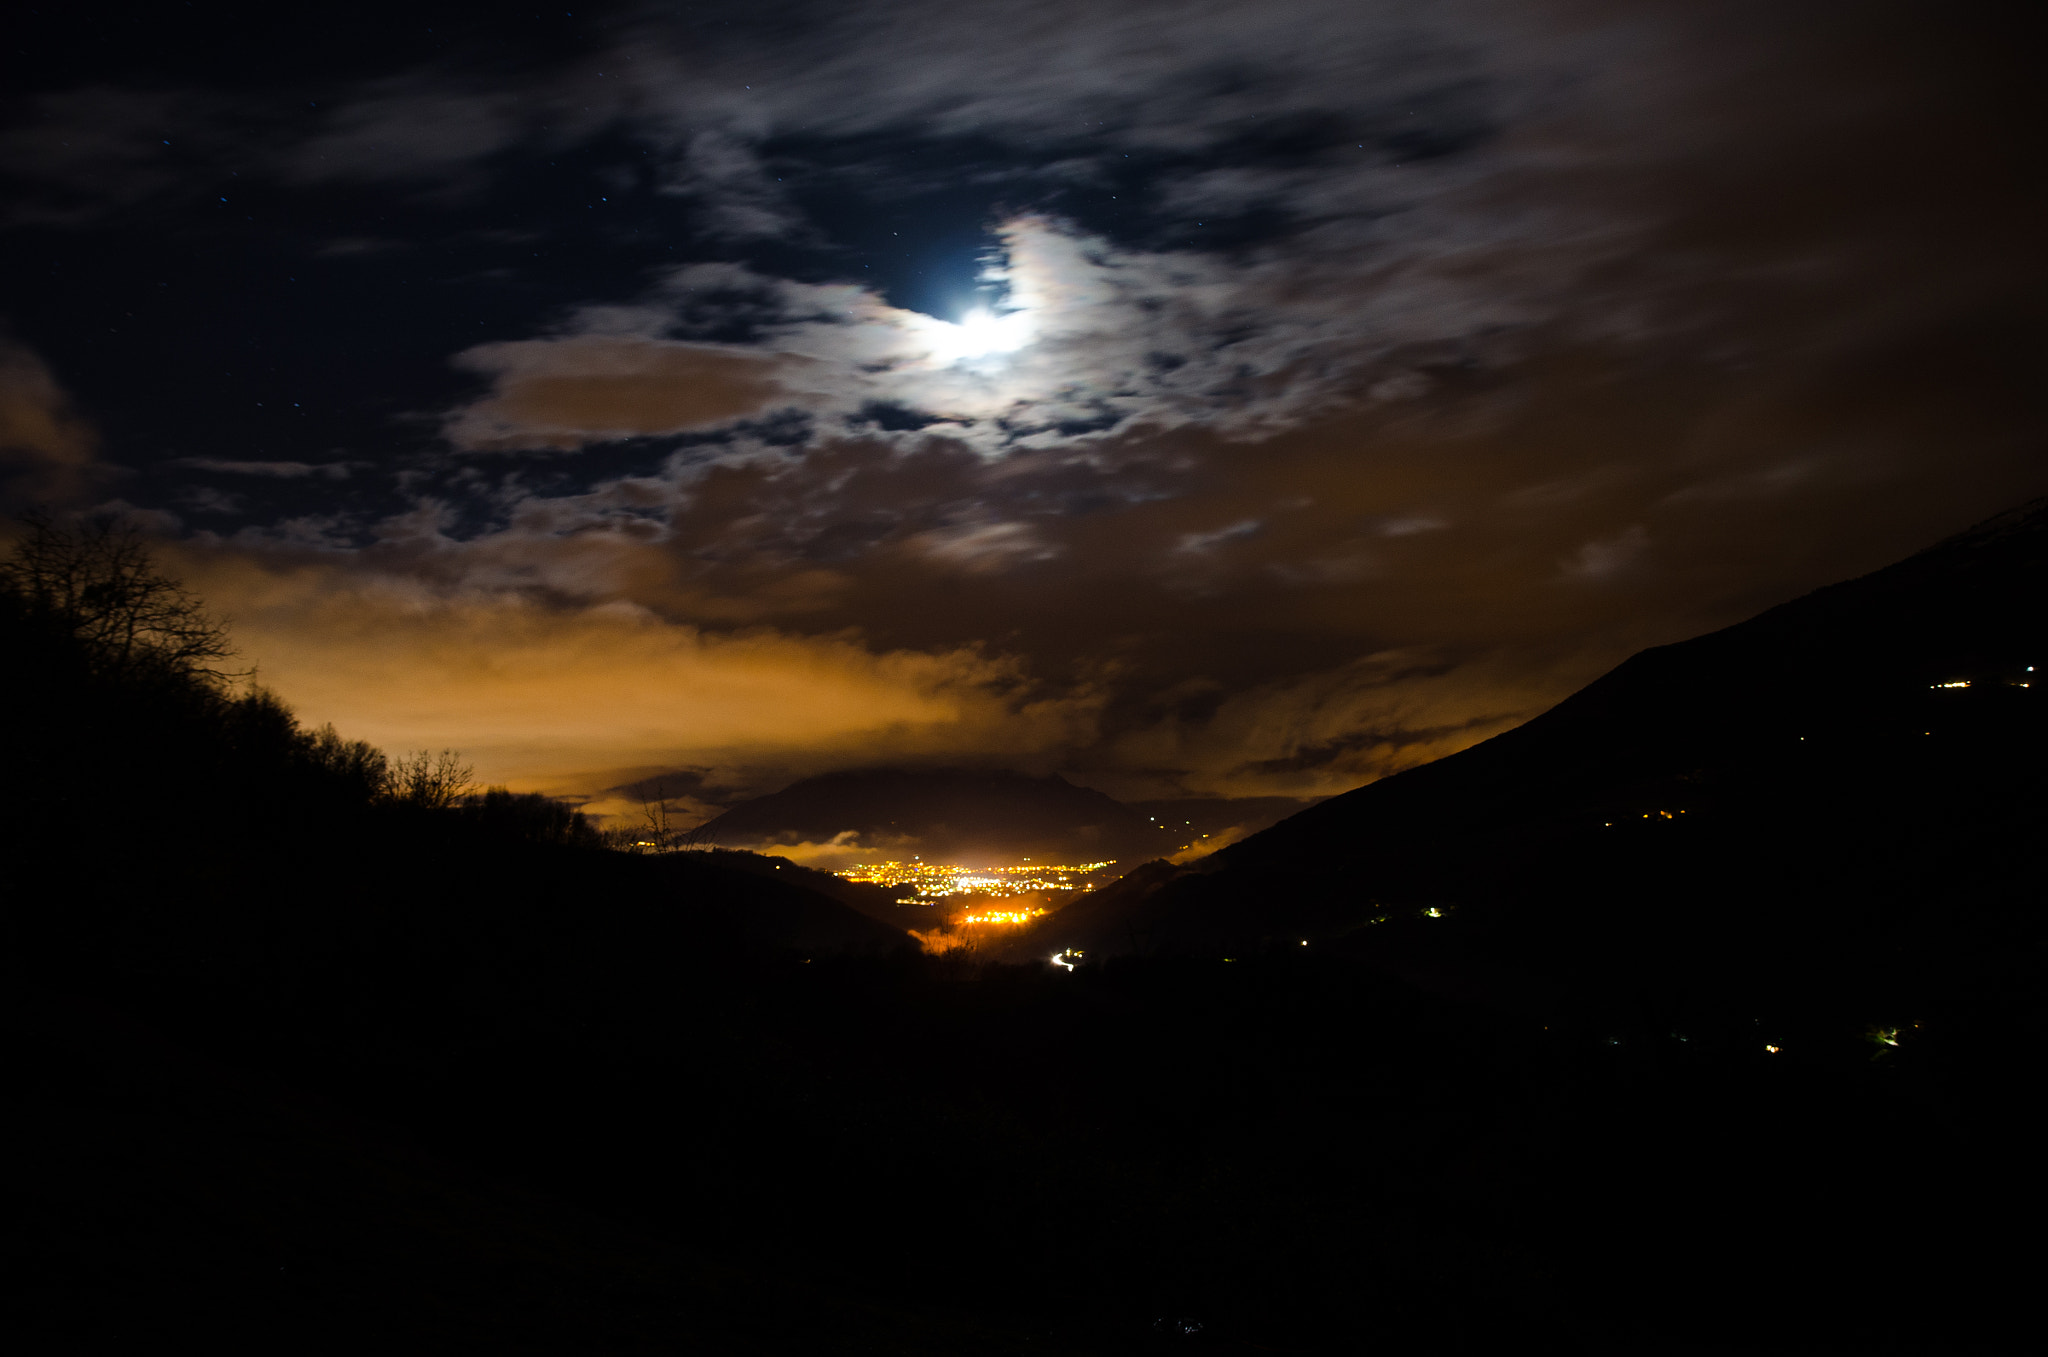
left=1, top=511, right=241, bottom=683
left=389, top=749, right=475, bottom=810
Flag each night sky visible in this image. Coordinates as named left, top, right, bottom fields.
left=4, top=0, right=2042, bottom=826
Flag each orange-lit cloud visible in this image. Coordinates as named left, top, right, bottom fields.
left=0, top=340, right=103, bottom=507
left=177, top=550, right=1105, bottom=806
left=754, top=832, right=912, bottom=873
left=446, top=337, right=799, bottom=451
left=6, top=0, right=2042, bottom=827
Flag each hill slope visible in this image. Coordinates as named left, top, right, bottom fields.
left=1036, top=497, right=2048, bottom=1019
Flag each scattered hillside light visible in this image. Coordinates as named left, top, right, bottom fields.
left=1424, top=907, right=1444, bottom=918
left=1933, top=680, right=1970, bottom=689
left=1765, top=1045, right=1781, bottom=1054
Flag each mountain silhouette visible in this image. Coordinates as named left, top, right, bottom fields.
left=9, top=512, right=2039, bottom=1354
left=694, top=766, right=1164, bottom=864
left=1034, top=497, right=2048, bottom=1020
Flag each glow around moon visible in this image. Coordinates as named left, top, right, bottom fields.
left=915, top=307, right=1037, bottom=365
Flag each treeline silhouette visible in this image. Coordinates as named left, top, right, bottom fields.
left=3, top=513, right=2033, bottom=1355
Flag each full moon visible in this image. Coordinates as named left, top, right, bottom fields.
left=924, top=306, right=1034, bottom=364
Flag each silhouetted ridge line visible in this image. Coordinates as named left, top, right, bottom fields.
left=1036, top=497, right=2048, bottom=1017
left=695, top=765, right=1162, bottom=863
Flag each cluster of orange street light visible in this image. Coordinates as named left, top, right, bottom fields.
left=835, top=859, right=1115, bottom=906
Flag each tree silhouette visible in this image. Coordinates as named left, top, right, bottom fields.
left=640, top=776, right=677, bottom=850
left=303, top=722, right=393, bottom=802
left=389, top=748, right=474, bottom=810
left=0, top=511, right=239, bottom=683
left=459, top=787, right=603, bottom=847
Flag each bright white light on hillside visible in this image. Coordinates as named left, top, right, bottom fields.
left=920, top=307, right=1034, bottom=365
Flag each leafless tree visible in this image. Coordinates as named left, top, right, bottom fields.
left=598, top=825, right=650, bottom=853
left=640, top=776, right=676, bottom=851
left=1, top=511, right=240, bottom=682
left=389, top=749, right=474, bottom=810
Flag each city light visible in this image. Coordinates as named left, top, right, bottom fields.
left=959, top=907, right=1048, bottom=926
left=838, top=859, right=1115, bottom=901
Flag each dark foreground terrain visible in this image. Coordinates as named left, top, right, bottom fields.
left=5, top=507, right=2043, bottom=1354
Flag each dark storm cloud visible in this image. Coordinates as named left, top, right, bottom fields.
left=3, top=0, right=2043, bottom=809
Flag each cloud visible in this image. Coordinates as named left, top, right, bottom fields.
left=1377, top=515, right=1446, bottom=537
left=1561, top=525, right=1650, bottom=581
left=285, top=85, right=533, bottom=188
left=1099, top=645, right=1552, bottom=798
left=656, top=129, right=811, bottom=242
left=756, top=831, right=913, bottom=873
left=176, top=549, right=1107, bottom=791
left=436, top=201, right=1574, bottom=460
left=0, top=340, right=104, bottom=507
left=173, top=458, right=358, bottom=479
left=915, top=521, right=1060, bottom=573
left=1176, top=520, right=1262, bottom=555
left=175, top=485, right=246, bottom=515
left=0, top=86, right=233, bottom=225
left=7, top=0, right=2044, bottom=817
left=446, top=336, right=801, bottom=451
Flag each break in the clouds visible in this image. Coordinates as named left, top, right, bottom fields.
left=1, top=0, right=2042, bottom=814
left=440, top=203, right=1556, bottom=457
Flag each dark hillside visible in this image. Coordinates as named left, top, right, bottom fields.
left=1040, top=496, right=2048, bottom=1024
left=6, top=512, right=2040, bottom=1355
left=670, top=845, right=925, bottom=929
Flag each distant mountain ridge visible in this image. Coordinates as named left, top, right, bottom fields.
left=694, top=766, right=1169, bottom=865
left=1024, top=496, right=2048, bottom=1020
